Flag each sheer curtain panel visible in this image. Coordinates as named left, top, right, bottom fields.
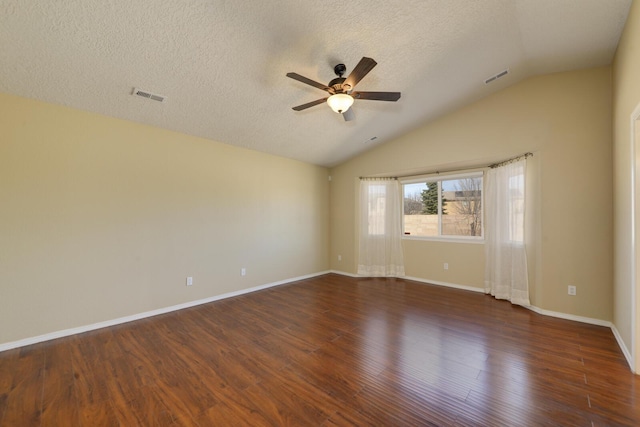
left=484, top=159, right=530, bottom=306
left=357, top=179, right=405, bottom=277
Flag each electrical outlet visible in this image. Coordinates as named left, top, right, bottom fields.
left=338, top=255, right=342, bottom=261
left=568, top=285, right=576, bottom=296
left=186, top=276, right=193, bottom=286
left=241, top=268, right=246, bottom=276
left=444, top=263, right=449, bottom=270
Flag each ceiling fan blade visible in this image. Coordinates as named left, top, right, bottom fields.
left=343, top=57, right=377, bottom=91
left=286, top=73, right=332, bottom=92
left=352, top=91, right=401, bottom=101
left=342, top=108, right=355, bottom=122
left=292, top=98, right=328, bottom=111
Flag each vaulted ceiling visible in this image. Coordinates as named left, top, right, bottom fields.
left=0, top=1, right=632, bottom=166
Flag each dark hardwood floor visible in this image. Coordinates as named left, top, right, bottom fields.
left=1, top=274, right=639, bottom=426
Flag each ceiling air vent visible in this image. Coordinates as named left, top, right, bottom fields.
left=484, top=69, right=509, bottom=85
left=132, top=88, right=165, bottom=103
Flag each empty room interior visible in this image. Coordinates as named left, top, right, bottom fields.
left=2, top=0, right=640, bottom=425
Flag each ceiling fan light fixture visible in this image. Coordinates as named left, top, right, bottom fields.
left=327, top=93, right=354, bottom=114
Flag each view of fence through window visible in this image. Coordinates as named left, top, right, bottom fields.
left=402, top=175, right=483, bottom=238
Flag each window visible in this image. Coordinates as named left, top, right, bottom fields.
left=401, top=172, right=483, bottom=239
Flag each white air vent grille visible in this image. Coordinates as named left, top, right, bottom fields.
left=132, top=88, right=166, bottom=103
left=484, top=69, right=509, bottom=85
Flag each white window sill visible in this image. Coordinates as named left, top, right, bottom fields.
left=402, top=235, right=485, bottom=244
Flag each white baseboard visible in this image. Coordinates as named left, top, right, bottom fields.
left=329, top=270, right=486, bottom=296
left=329, top=269, right=360, bottom=278
left=525, top=305, right=611, bottom=327
left=403, top=275, right=485, bottom=294
left=611, top=324, right=635, bottom=373
left=0, top=270, right=331, bottom=353
left=330, top=270, right=485, bottom=293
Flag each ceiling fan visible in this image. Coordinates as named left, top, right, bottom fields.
left=286, top=57, right=401, bottom=121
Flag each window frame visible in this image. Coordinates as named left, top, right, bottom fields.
left=400, top=171, right=485, bottom=243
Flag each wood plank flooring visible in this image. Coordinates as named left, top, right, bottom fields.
left=1, top=274, right=639, bottom=426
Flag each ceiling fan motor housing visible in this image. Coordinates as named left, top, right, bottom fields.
left=328, top=77, right=347, bottom=93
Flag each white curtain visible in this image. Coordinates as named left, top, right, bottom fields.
left=484, top=159, right=530, bottom=306
left=357, top=179, right=405, bottom=277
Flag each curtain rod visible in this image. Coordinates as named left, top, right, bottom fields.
left=358, top=176, right=398, bottom=180
left=489, top=152, right=533, bottom=169
left=359, top=152, right=533, bottom=180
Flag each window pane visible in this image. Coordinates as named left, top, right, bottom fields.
left=403, top=182, right=438, bottom=236
left=441, top=177, right=482, bottom=237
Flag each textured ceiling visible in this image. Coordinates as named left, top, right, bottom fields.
left=0, top=0, right=632, bottom=167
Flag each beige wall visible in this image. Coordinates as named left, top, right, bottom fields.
left=0, top=93, right=330, bottom=345
left=330, top=67, right=613, bottom=321
left=613, top=0, right=640, bottom=371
